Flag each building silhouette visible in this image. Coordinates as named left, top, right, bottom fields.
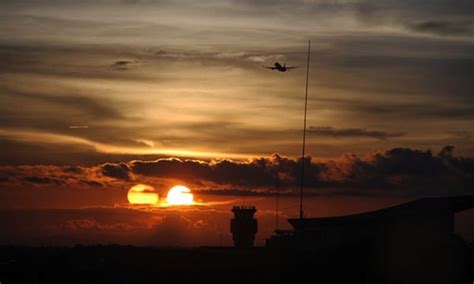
left=266, top=196, right=474, bottom=283
left=230, top=206, right=258, bottom=248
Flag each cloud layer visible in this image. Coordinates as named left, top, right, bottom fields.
left=1, top=146, right=472, bottom=199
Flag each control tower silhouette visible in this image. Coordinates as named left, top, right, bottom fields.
left=230, top=206, right=258, bottom=248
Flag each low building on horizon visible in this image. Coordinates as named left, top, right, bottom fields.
left=266, top=195, right=474, bottom=283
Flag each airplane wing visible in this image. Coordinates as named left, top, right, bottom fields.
left=285, top=66, right=298, bottom=70
left=263, top=66, right=276, bottom=70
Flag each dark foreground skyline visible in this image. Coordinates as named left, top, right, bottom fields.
left=1, top=244, right=471, bottom=284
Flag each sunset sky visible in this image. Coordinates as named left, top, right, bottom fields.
left=0, top=0, right=473, bottom=246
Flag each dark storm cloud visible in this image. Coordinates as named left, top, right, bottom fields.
left=101, top=162, right=132, bottom=181
left=309, top=126, right=404, bottom=140
left=130, top=155, right=308, bottom=187
left=63, top=166, right=84, bottom=173
left=128, top=146, right=474, bottom=194
left=1, top=146, right=473, bottom=196
left=131, top=158, right=210, bottom=180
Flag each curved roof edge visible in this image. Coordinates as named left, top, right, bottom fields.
left=288, top=195, right=474, bottom=229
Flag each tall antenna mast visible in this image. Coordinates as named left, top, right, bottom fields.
left=275, top=174, right=280, bottom=230
left=299, top=39, right=311, bottom=219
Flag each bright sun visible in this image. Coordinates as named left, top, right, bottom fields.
left=127, top=184, right=159, bottom=205
left=167, top=185, right=194, bottom=205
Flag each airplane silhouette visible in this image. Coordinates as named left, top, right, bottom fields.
left=264, top=62, right=298, bottom=72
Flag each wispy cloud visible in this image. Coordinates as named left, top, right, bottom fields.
left=0, top=0, right=473, bottom=163
left=111, top=60, right=137, bottom=70
left=407, top=20, right=474, bottom=37
left=309, top=126, right=404, bottom=140
left=0, top=129, right=254, bottom=160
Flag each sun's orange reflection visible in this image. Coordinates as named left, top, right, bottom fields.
left=127, top=184, right=159, bottom=205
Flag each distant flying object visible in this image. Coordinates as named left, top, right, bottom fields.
left=264, top=62, right=298, bottom=72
